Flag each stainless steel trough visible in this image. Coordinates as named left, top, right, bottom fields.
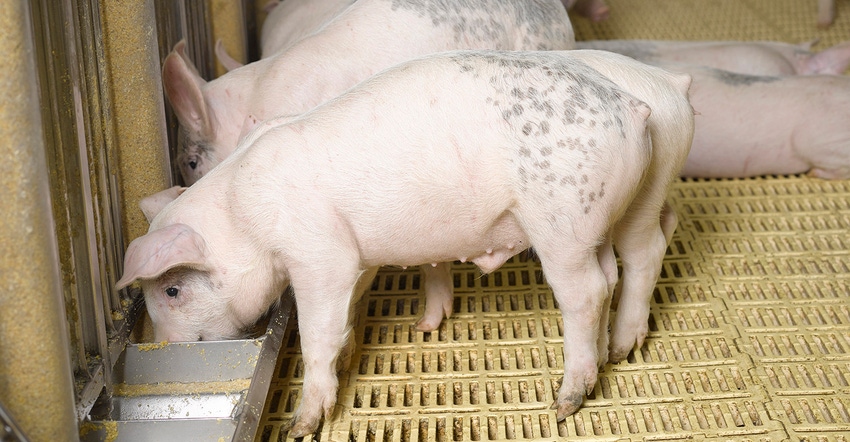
left=80, top=298, right=292, bottom=442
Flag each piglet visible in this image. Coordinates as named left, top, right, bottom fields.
left=571, top=0, right=610, bottom=22
left=261, top=0, right=355, bottom=57
left=139, top=186, right=185, bottom=223
left=215, top=0, right=355, bottom=71
left=657, top=62, right=850, bottom=179
left=577, top=39, right=850, bottom=76
left=565, top=50, right=694, bottom=361
left=162, top=0, right=575, bottom=186
left=819, top=0, right=835, bottom=28
left=118, top=50, right=660, bottom=436
left=414, top=49, right=696, bottom=359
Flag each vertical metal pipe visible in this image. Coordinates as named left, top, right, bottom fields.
left=0, top=1, right=79, bottom=440
left=99, top=0, right=171, bottom=247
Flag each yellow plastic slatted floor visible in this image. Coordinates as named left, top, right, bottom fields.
left=258, top=1, right=850, bottom=440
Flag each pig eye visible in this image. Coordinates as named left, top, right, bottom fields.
left=165, top=287, right=179, bottom=298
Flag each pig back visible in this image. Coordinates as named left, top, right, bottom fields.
left=222, top=51, right=652, bottom=266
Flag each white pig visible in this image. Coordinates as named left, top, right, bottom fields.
left=118, top=50, right=660, bottom=436
left=570, top=0, right=610, bottom=22
left=414, top=50, right=696, bottom=359
left=577, top=39, right=850, bottom=76
left=541, top=50, right=694, bottom=361
left=215, top=0, right=356, bottom=72
left=163, top=0, right=575, bottom=186
left=261, top=0, right=356, bottom=57
left=819, top=0, right=835, bottom=28
left=655, top=63, right=850, bottom=179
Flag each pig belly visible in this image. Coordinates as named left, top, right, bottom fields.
left=353, top=189, right=530, bottom=273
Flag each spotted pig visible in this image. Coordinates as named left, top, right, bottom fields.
left=118, top=50, right=661, bottom=436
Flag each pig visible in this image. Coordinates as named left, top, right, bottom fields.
left=261, top=0, right=356, bottom=57
left=526, top=50, right=694, bottom=361
left=819, top=0, right=835, bottom=28
left=415, top=50, right=695, bottom=359
left=650, top=62, right=850, bottom=179
left=570, top=0, right=610, bottom=22
left=118, top=50, right=662, bottom=436
left=163, top=0, right=575, bottom=186
left=577, top=39, right=850, bottom=76
left=214, top=39, right=245, bottom=72
left=139, top=186, right=185, bottom=223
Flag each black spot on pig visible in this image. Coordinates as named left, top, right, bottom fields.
left=712, top=69, right=780, bottom=86
left=444, top=51, right=637, bottom=214
left=579, top=40, right=659, bottom=61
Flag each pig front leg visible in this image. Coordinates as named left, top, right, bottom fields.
left=415, top=262, right=454, bottom=332
left=288, top=264, right=366, bottom=438
left=337, top=266, right=379, bottom=372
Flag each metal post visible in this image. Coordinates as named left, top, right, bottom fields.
left=0, top=1, right=79, bottom=440
left=99, top=0, right=171, bottom=247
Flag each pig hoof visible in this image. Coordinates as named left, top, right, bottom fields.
left=608, top=346, right=631, bottom=363
left=414, top=315, right=443, bottom=332
left=609, top=327, right=647, bottom=363
left=414, top=302, right=451, bottom=332
left=597, top=354, right=609, bottom=371
left=289, top=418, right=320, bottom=439
left=551, top=392, right=584, bottom=421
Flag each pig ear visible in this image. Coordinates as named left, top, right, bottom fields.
left=173, top=40, right=205, bottom=80
left=116, top=224, right=208, bottom=290
left=139, top=186, right=188, bottom=223
left=262, top=0, right=281, bottom=13
left=162, top=41, right=214, bottom=139
left=215, top=39, right=244, bottom=72
left=802, top=41, right=850, bottom=75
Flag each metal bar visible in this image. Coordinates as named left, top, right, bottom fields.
left=99, top=0, right=171, bottom=248
left=0, top=1, right=79, bottom=440
left=0, top=400, right=28, bottom=442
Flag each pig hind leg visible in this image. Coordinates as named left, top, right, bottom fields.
left=608, top=196, right=670, bottom=363
left=515, top=208, right=613, bottom=421
left=416, top=262, right=454, bottom=332
left=596, top=238, right=617, bottom=369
